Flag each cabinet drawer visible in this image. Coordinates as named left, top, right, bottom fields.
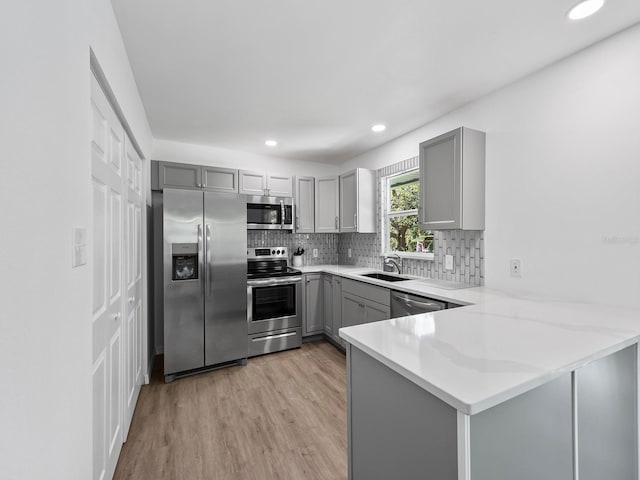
left=342, top=278, right=390, bottom=306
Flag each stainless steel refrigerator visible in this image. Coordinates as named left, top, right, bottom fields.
left=163, top=189, right=247, bottom=382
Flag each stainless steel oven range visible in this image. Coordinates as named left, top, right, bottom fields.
left=247, top=247, right=302, bottom=357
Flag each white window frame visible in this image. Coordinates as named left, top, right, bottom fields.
left=382, top=168, right=434, bottom=260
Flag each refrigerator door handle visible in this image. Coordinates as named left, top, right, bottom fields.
left=206, top=224, right=212, bottom=297
left=197, top=224, right=204, bottom=296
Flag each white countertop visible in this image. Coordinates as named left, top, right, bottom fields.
left=295, top=264, right=640, bottom=415
left=294, top=263, right=505, bottom=305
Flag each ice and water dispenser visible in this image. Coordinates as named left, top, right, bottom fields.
left=171, top=243, right=199, bottom=281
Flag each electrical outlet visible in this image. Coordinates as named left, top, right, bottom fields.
left=348, top=248, right=352, bottom=258
left=510, top=259, right=522, bottom=278
left=313, top=248, right=318, bottom=258
left=445, top=254, right=454, bottom=271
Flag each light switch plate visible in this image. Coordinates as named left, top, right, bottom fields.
left=348, top=248, right=352, bottom=258
left=445, top=254, right=454, bottom=271
left=313, top=248, right=318, bottom=258
left=72, top=227, right=87, bottom=268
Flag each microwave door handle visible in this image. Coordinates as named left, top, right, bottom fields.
left=280, top=200, right=285, bottom=230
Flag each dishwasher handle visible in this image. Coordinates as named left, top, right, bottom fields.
left=391, top=292, right=447, bottom=316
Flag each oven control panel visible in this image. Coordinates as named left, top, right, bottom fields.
left=248, top=247, right=288, bottom=259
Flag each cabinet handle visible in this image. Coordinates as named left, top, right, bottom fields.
left=296, top=217, right=300, bottom=230
left=335, top=216, right=339, bottom=230
left=354, top=213, right=357, bottom=229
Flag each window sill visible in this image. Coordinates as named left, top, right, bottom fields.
left=382, top=252, right=435, bottom=261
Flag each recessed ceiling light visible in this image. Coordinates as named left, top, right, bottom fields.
left=265, top=139, right=277, bottom=147
left=567, top=0, right=605, bottom=20
left=371, top=124, right=386, bottom=133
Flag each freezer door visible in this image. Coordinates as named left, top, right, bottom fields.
left=204, top=192, right=248, bottom=365
left=163, top=189, right=205, bottom=375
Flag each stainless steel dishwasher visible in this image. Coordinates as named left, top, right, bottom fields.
left=390, top=291, right=447, bottom=317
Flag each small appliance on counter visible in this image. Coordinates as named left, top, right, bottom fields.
left=292, top=247, right=305, bottom=267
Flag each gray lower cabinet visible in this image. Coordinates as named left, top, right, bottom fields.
left=342, top=292, right=365, bottom=328
left=152, top=160, right=238, bottom=193
left=303, top=273, right=324, bottom=336
left=323, top=275, right=334, bottom=336
left=332, top=276, right=343, bottom=347
left=341, top=279, right=390, bottom=328
left=347, top=344, right=638, bottom=480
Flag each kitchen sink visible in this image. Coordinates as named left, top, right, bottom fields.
left=359, top=272, right=412, bottom=282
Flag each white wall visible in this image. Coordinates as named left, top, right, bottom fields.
left=153, top=138, right=338, bottom=178
left=343, top=24, right=640, bottom=307
left=0, top=1, right=151, bottom=478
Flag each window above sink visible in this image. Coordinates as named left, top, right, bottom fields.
left=382, top=168, right=435, bottom=260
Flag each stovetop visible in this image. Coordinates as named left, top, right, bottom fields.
left=247, top=246, right=301, bottom=279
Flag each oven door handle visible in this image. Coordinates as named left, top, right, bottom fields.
left=247, top=277, right=302, bottom=287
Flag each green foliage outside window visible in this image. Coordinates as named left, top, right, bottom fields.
left=388, top=172, right=433, bottom=253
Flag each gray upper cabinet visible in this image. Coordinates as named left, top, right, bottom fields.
left=152, top=161, right=239, bottom=193
left=202, top=166, right=239, bottom=193
left=239, top=170, right=293, bottom=197
left=267, top=173, right=293, bottom=197
left=294, top=176, right=315, bottom=233
left=419, top=127, right=485, bottom=230
left=154, top=161, right=202, bottom=190
left=339, top=168, right=376, bottom=233
left=239, top=170, right=266, bottom=195
left=315, top=176, right=339, bottom=233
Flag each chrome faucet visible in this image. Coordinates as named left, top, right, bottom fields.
left=383, top=254, right=402, bottom=274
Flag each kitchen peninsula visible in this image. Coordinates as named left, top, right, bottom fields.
left=339, top=293, right=639, bottom=480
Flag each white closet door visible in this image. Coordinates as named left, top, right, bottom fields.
left=91, top=74, right=124, bottom=480
left=123, top=136, right=144, bottom=440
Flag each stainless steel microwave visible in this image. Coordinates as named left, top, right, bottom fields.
left=246, top=196, right=294, bottom=230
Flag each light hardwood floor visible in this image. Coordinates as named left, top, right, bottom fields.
left=114, top=341, right=348, bottom=480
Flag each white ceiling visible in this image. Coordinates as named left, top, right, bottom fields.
left=111, top=0, right=640, bottom=164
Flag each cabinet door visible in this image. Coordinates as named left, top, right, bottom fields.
left=315, top=176, right=339, bottom=233
left=339, top=170, right=358, bottom=232
left=323, top=275, right=334, bottom=336
left=202, top=166, right=238, bottom=193
left=158, top=161, right=203, bottom=190
left=342, top=292, right=365, bottom=328
left=364, top=300, right=390, bottom=324
left=295, top=176, right=315, bottom=233
left=419, top=128, right=461, bottom=229
left=239, top=170, right=267, bottom=195
left=332, top=276, right=342, bottom=333
left=304, top=274, right=324, bottom=336
left=267, top=173, right=293, bottom=197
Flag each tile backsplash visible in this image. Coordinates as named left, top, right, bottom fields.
left=247, top=231, right=339, bottom=266
left=248, top=229, right=483, bottom=285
